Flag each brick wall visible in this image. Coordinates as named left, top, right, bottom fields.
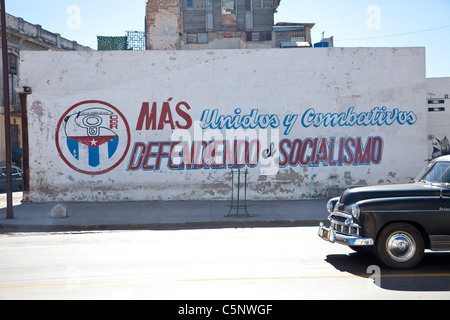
left=212, top=31, right=246, bottom=41
left=146, top=0, right=181, bottom=50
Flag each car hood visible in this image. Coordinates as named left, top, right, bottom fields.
left=340, top=183, right=442, bottom=205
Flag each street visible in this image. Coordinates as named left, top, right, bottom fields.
left=0, top=227, right=450, bottom=300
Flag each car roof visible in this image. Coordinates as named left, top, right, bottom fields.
left=434, top=155, right=450, bottom=162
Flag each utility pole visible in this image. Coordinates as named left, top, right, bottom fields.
left=1, top=0, right=13, bottom=219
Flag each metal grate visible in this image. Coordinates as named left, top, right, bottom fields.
left=126, top=30, right=146, bottom=50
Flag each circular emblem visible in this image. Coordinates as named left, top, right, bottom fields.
left=55, top=100, right=131, bottom=175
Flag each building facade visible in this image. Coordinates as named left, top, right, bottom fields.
left=273, top=22, right=315, bottom=48
left=146, top=0, right=282, bottom=50
left=0, top=13, right=91, bottom=166
left=426, top=77, right=450, bottom=160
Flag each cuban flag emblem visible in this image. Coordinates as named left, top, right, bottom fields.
left=56, top=100, right=131, bottom=175
left=63, top=107, right=120, bottom=168
left=66, top=135, right=119, bottom=167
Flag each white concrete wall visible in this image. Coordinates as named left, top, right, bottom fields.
left=427, top=77, right=450, bottom=160
left=20, top=48, right=427, bottom=202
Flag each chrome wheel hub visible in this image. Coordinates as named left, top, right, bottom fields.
left=386, top=232, right=416, bottom=262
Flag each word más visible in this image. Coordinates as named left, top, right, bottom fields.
left=136, top=99, right=193, bottom=131
left=277, top=136, right=383, bottom=167
left=301, top=107, right=417, bottom=128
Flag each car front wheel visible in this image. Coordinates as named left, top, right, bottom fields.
left=375, top=223, right=425, bottom=270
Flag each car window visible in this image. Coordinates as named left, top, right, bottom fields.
left=414, top=162, right=434, bottom=182
left=420, top=162, right=450, bottom=185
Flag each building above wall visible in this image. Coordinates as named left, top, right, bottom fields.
left=145, top=0, right=323, bottom=50
left=0, top=13, right=92, bottom=167
left=3, top=13, right=92, bottom=52
left=273, top=22, right=315, bottom=48
left=146, top=0, right=280, bottom=50
left=273, top=0, right=281, bottom=12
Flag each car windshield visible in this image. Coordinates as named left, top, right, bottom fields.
left=417, top=161, right=450, bottom=186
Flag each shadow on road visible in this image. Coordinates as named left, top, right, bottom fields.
left=325, top=251, right=450, bottom=291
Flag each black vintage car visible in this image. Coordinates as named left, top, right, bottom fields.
left=318, top=155, right=450, bottom=269
left=0, top=165, right=23, bottom=193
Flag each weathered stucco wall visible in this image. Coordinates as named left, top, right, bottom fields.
left=427, top=77, right=450, bottom=160
left=146, top=0, right=181, bottom=50
left=20, top=48, right=427, bottom=202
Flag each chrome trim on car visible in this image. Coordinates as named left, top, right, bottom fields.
left=327, top=211, right=361, bottom=236
left=319, top=209, right=374, bottom=247
left=363, top=209, right=449, bottom=213
left=318, top=222, right=374, bottom=247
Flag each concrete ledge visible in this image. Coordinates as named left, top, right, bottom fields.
left=0, top=195, right=329, bottom=233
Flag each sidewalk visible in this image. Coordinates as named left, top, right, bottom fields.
left=0, top=192, right=329, bottom=232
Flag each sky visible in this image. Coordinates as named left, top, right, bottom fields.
left=4, top=0, right=450, bottom=77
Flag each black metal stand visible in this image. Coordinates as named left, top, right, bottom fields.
left=226, top=168, right=249, bottom=217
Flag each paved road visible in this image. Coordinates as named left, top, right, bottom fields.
left=1, top=227, right=450, bottom=300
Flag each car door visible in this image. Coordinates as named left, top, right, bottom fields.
left=433, top=162, right=450, bottom=248
left=439, top=185, right=450, bottom=230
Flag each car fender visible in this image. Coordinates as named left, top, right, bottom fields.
left=356, top=196, right=438, bottom=242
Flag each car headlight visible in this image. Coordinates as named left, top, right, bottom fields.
left=351, top=204, right=360, bottom=219
left=327, top=199, right=335, bottom=214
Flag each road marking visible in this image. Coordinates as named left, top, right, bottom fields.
left=0, top=281, right=132, bottom=291
left=179, top=273, right=450, bottom=282
left=1, top=273, right=450, bottom=291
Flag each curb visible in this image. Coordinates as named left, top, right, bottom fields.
left=0, top=219, right=328, bottom=233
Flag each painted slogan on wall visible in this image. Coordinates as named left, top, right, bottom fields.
left=55, top=99, right=417, bottom=175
